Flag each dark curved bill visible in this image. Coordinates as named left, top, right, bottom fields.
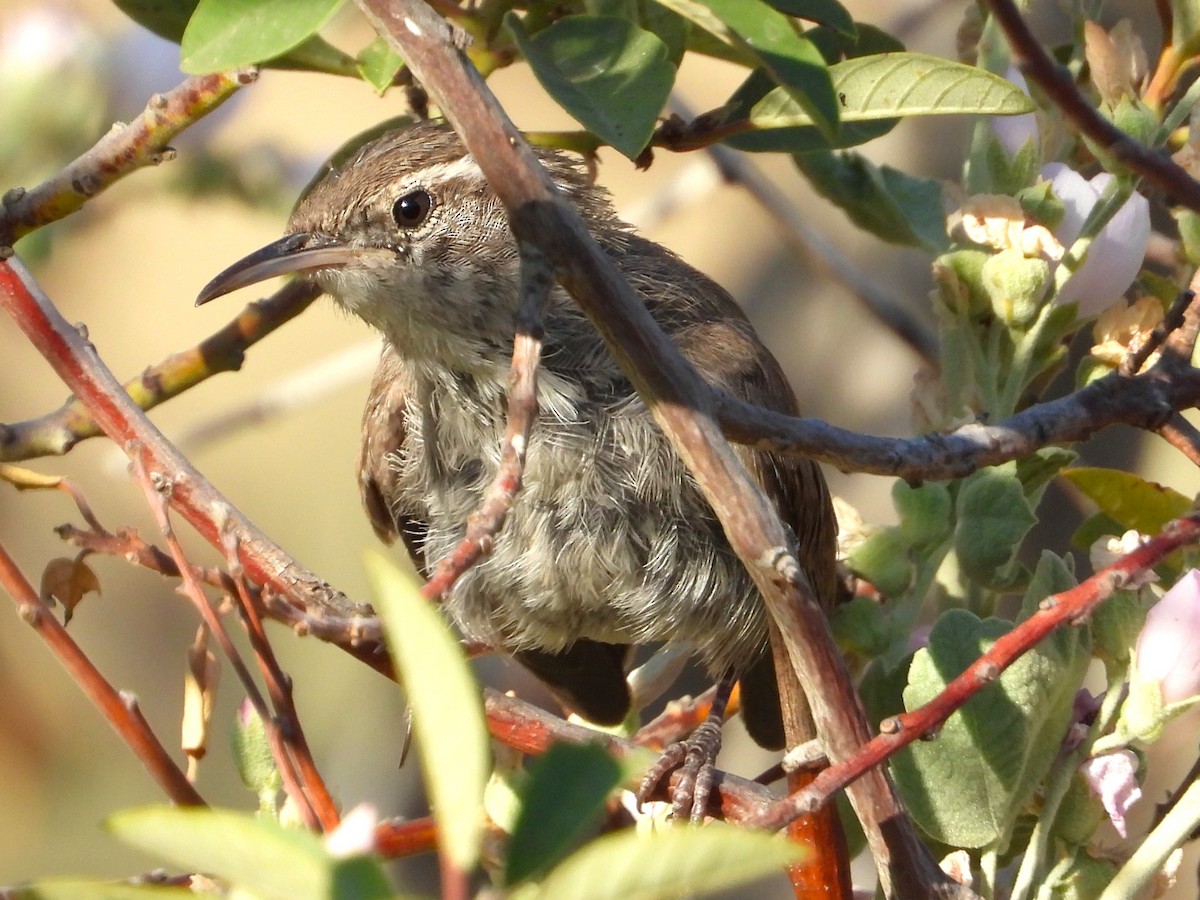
left=196, top=232, right=357, bottom=306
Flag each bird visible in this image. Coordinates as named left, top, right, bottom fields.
left=197, top=119, right=838, bottom=820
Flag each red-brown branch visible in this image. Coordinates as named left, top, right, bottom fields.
left=751, top=512, right=1200, bottom=831
left=0, top=538, right=204, bottom=806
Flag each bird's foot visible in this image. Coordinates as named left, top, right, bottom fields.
left=637, top=716, right=724, bottom=824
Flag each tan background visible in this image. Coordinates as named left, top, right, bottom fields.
left=0, top=0, right=1195, bottom=896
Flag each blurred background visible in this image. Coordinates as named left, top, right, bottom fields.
left=0, top=0, right=1195, bottom=896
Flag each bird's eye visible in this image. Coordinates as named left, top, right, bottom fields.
left=392, top=190, right=433, bottom=228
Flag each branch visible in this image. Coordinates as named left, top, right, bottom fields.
left=0, top=69, right=256, bottom=245
left=0, top=280, right=320, bottom=462
left=983, top=0, right=1200, bottom=211
left=484, top=689, right=777, bottom=824
left=0, top=537, right=204, bottom=806
left=420, top=242, right=550, bottom=600
left=0, top=255, right=391, bottom=676
left=714, top=351, right=1199, bottom=481
left=750, top=512, right=1200, bottom=831
left=351, top=3, right=959, bottom=896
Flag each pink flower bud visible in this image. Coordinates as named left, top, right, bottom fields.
left=1080, top=751, right=1141, bottom=839
left=1134, top=569, right=1200, bottom=704
left=1041, top=163, right=1150, bottom=317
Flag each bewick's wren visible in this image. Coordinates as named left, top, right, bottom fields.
left=198, top=120, right=836, bottom=792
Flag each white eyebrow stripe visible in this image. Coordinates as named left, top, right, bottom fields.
left=407, top=155, right=484, bottom=187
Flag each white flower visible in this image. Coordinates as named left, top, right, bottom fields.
left=990, top=67, right=1038, bottom=159
left=1134, top=569, right=1200, bottom=704
left=1041, top=163, right=1150, bottom=317
left=324, top=803, right=379, bottom=857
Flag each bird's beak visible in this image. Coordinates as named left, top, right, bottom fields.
left=196, top=232, right=359, bottom=306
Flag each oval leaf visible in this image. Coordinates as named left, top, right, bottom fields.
left=364, top=550, right=489, bottom=872
left=1061, top=467, right=1192, bottom=536
left=535, top=823, right=803, bottom=899
left=180, top=0, right=344, bottom=73
left=954, top=470, right=1037, bottom=584
left=794, top=149, right=948, bottom=252
left=751, top=51, right=1035, bottom=128
left=890, top=606, right=1088, bottom=848
left=505, top=742, right=624, bottom=886
left=109, top=807, right=337, bottom=900
left=506, top=14, right=675, bottom=159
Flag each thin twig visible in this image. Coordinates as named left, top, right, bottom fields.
left=421, top=241, right=551, bottom=600
left=0, top=257, right=389, bottom=674
left=1, top=280, right=320, bottom=462
left=983, top=0, right=1200, bottom=211
left=56, top=522, right=386, bottom=653
left=129, top=451, right=321, bottom=831
left=219, top=527, right=341, bottom=831
left=0, top=538, right=204, bottom=806
left=750, top=512, right=1200, bottom=831
left=1157, top=414, right=1200, bottom=466
left=1120, top=288, right=1195, bottom=376
left=0, top=69, right=256, bottom=245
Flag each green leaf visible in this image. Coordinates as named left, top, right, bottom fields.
left=793, top=150, right=948, bottom=252
left=506, top=14, right=675, bottom=159
left=954, top=470, right=1037, bottom=584
left=364, top=550, right=489, bottom=872
left=751, top=51, right=1034, bottom=128
left=807, top=20, right=903, bottom=63
left=694, top=0, right=838, bottom=137
left=1014, top=447, right=1077, bottom=504
left=848, top=527, right=913, bottom=597
left=763, top=0, right=855, bottom=36
left=356, top=35, right=404, bottom=94
left=505, top=743, right=623, bottom=885
left=1061, top=468, right=1193, bottom=536
left=112, top=0, right=201, bottom=42
left=534, top=823, right=803, bottom=898
left=890, top=607, right=1088, bottom=848
left=108, top=807, right=392, bottom=900
left=893, top=481, right=953, bottom=548
left=180, top=0, right=345, bottom=73
left=639, top=0, right=690, bottom=67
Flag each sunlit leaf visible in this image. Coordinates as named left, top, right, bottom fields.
left=356, top=35, right=404, bottom=94
left=891, top=599, right=1088, bottom=848
left=693, top=0, right=838, bottom=136
left=180, top=0, right=345, bottom=73
left=1061, top=468, right=1193, bottom=536
left=364, top=550, right=489, bottom=872
left=750, top=52, right=1034, bottom=128
left=535, top=823, right=802, bottom=898
left=109, top=807, right=391, bottom=900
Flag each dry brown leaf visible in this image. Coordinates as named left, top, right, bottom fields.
left=39, top=556, right=101, bottom=624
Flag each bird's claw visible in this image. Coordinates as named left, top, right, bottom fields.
left=637, top=717, right=724, bottom=824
